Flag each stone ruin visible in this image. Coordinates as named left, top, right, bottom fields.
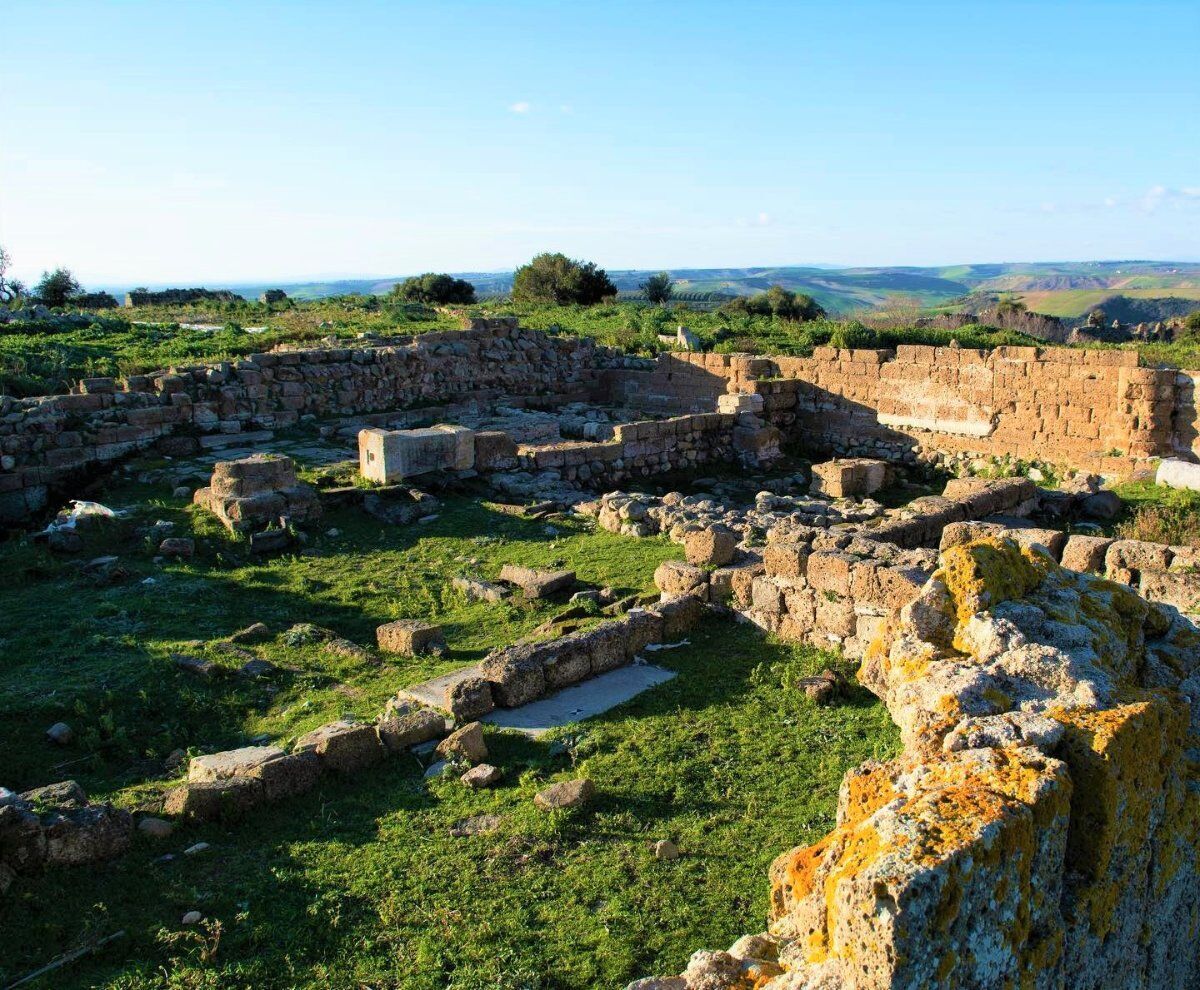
left=6, top=318, right=1200, bottom=987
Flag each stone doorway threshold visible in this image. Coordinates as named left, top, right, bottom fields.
left=401, top=664, right=677, bottom=737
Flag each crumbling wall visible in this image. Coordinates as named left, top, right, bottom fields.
left=0, top=320, right=638, bottom=522
left=609, top=345, right=1190, bottom=474
left=514, top=412, right=780, bottom=487
left=635, top=538, right=1200, bottom=990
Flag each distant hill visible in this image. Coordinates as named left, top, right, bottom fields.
left=96, top=260, right=1200, bottom=316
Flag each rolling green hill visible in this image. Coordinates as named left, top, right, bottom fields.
left=96, top=260, right=1200, bottom=317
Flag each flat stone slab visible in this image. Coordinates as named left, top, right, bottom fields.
left=399, top=665, right=484, bottom=711
left=483, top=665, right=676, bottom=737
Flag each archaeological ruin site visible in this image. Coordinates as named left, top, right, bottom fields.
left=4, top=315, right=1200, bottom=989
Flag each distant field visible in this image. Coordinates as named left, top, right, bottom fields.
left=1018, top=287, right=1200, bottom=317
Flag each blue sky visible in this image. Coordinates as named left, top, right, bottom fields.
left=2, top=0, right=1197, bottom=285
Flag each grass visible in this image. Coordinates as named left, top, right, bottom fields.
left=0, top=457, right=900, bottom=988
left=0, top=478, right=681, bottom=798
left=1110, top=479, right=1200, bottom=546
left=0, top=618, right=898, bottom=990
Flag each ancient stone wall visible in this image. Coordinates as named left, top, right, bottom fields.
left=0, top=320, right=639, bottom=522
left=615, top=346, right=1194, bottom=474
left=514, top=412, right=779, bottom=487
left=637, top=537, right=1200, bottom=990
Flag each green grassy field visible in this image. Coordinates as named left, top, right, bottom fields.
left=0, top=460, right=900, bottom=989
left=1017, top=286, right=1200, bottom=318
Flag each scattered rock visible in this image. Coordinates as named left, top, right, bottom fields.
left=436, top=721, right=488, bottom=765
left=652, top=839, right=680, bottom=861
left=228, top=622, right=271, bottom=643
left=450, top=813, right=501, bottom=837
left=534, top=777, right=595, bottom=811
left=45, top=722, right=73, bottom=746
left=158, top=537, right=195, bottom=558
left=138, top=817, right=174, bottom=839
left=798, top=668, right=848, bottom=705
left=423, top=760, right=448, bottom=779
left=452, top=576, right=508, bottom=602
left=238, top=658, right=277, bottom=679
left=498, top=564, right=576, bottom=599
left=181, top=910, right=203, bottom=925
left=172, top=653, right=216, bottom=678
left=376, top=619, right=446, bottom=656
left=1081, top=490, right=1122, bottom=520
left=183, top=841, right=211, bottom=856
left=461, top=764, right=502, bottom=789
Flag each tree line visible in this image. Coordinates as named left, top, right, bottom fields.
left=0, top=243, right=827, bottom=323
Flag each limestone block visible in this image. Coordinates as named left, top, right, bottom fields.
left=763, top=543, right=809, bottom=579
left=41, top=805, right=133, bottom=866
left=1156, top=458, right=1200, bottom=492
left=445, top=677, right=495, bottom=721
left=623, top=609, right=665, bottom=658
left=164, top=777, right=264, bottom=822
left=253, top=751, right=321, bottom=801
left=652, top=595, right=706, bottom=639
left=480, top=643, right=547, bottom=707
left=293, top=720, right=384, bottom=774
left=716, top=393, right=764, bottom=416
left=377, top=705, right=445, bottom=752
left=810, top=458, right=890, bottom=498
left=498, top=565, right=576, bottom=599
left=655, top=560, right=709, bottom=599
left=1060, top=535, right=1114, bottom=574
left=684, top=525, right=738, bottom=567
left=188, top=745, right=287, bottom=783
left=376, top=619, right=445, bottom=655
left=358, top=425, right=475, bottom=483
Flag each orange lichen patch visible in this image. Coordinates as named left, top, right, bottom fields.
left=938, top=537, right=1045, bottom=631
left=840, top=764, right=900, bottom=825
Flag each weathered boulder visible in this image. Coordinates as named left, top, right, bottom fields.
left=294, top=720, right=383, bottom=774
left=534, top=777, right=595, bottom=811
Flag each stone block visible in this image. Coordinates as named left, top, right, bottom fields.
left=480, top=643, right=547, bottom=707
left=652, top=595, right=706, bottom=639
left=716, top=393, right=764, bottom=415
left=293, top=720, right=384, bottom=774
left=377, top=705, right=446, bottom=752
left=684, top=525, right=738, bottom=567
left=445, top=676, right=495, bottom=721
left=498, top=565, right=576, bottom=599
left=623, top=609, right=664, bottom=658
left=358, top=425, right=475, bottom=483
left=764, top=543, right=809, bottom=579
left=254, top=751, right=322, bottom=801
left=539, top=636, right=594, bottom=689
left=655, top=560, right=709, bottom=599
left=581, top=621, right=630, bottom=673
left=188, top=745, right=287, bottom=783
left=376, top=619, right=446, bottom=655
left=810, top=458, right=890, bottom=498
left=164, top=777, right=263, bottom=822
left=473, top=430, right=518, bottom=471
left=42, top=805, right=133, bottom=866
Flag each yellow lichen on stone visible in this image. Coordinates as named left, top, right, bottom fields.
left=937, top=537, right=1046, bottom=631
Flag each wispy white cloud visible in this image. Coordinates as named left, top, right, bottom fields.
left=508, top=101, right=531, bottom=114
left=1140, top=184, right=1200, bottom=213
left=559, top=104, right=573, bottom=114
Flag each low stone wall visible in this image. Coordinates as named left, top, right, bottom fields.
left=636, top=537, right=1200, bottom=989
left=0, top=319, right=638, bottom=522
left=608, top=346, right=1195, bottom=475
left=514, top=412, right=780, bottom=487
